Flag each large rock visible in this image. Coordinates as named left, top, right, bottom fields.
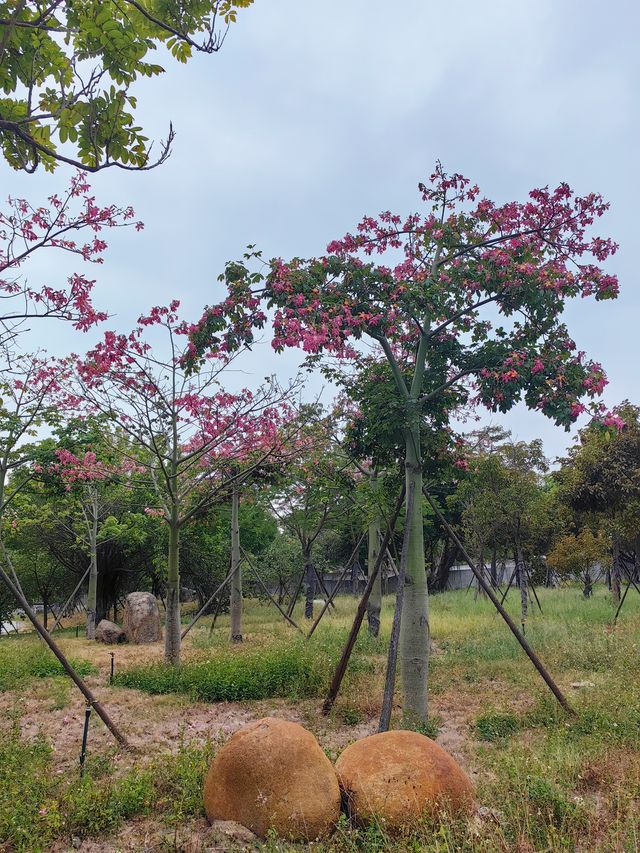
left=123, top=592, right=161, bottom=644
left=95, top=619, right=127, bottom=644
left=335, top=730, right=474, bottom=830
left=203, top=717, right=341, bottom=840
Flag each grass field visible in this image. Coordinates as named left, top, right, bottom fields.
left=0, top=586, right=638, bottom=851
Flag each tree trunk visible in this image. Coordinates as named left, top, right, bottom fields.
left=304, top=546, right=315, bottom=620
left=490, top=546, right=498, bottom=587
left=229, top=486, right=242, bottom=643
left=42, top=593, right=48, bottom=630
left=351, top=556, right=360, bottom=597
left=516, top=543, right=528, bottom=623
left=86, top=489, right=99, bottom=640
left=612, top=536, right=621, bottom=604
left=366, top=516, right=382, bottom=637
left=428, top=536, right=458, bottom=592
left=583, top=568, right=593, bottom=598
left=399, top=435, right=429, bottom=724
left=164, top=515, right=181, bottom=665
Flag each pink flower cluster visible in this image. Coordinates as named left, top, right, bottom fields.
left=1, top=171, right=142, bottom=333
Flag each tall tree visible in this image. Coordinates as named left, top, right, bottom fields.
left=554, top=403, right=640, bottom=603
left=76, top=301, right=291, bottom=664
left=192, top=166, right=619, bottom=722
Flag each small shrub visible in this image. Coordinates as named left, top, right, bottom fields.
left=525, top=775, right=576, bottom=827
left=0, top=722, right=58, bottom=852
left=340, top=706, right=362, bottom=726
left=63, top=771, right=155, bottom=837
left=475, top=711, right=520, bottom=743
left=151, top=738, right=216, bottom=824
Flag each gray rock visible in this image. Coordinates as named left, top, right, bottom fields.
left=207, top=819, right=258, bottom=845
left=95, top=619, right=127, bottom=644
left=124, top=592, right=162, bottom=644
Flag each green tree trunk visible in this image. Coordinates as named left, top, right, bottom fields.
left=399, top=431, right=429, bottom=724
left=86, top=488, right=98, bottom=640
left=164, top=512, right=181, bottom=665
left=230, top=486, right=243, bottom=642
left=367, top=519, right=382, bottom=635
left=516, top=543, right=528, bottom=623
left=304, top=545, right=315, bottom=619
left=611, top=535, right=621, bottom=604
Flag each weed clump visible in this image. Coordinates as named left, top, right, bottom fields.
left=0, top=641, right=96, bottom=692
left=113, top=638, right=329, bottom=701
left=475, top=711, right=520, bottom=742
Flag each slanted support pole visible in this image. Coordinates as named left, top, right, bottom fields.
left=322, top=485, right=406, bottom=714
left=50, top=565, right=91, bottom=633
left=181, top=567, right=234, bottom=640
left=422, top=487, right=575, bottom=716
left=0, top=564, right=129, bottom=747
left=307, top=531, right=367, bottom=639
left=240, top=547, right=305, bottom=635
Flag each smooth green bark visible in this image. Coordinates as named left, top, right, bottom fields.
left=164, top=512, right=181, bottom=665
left=86, top=487, right=98, bottom=640
left=229, top=486, right=243, bottom=642
left=398, top=430, right=429, bottom=723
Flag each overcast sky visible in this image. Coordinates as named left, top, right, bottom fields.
left=2, top=0, right=638, bottom=462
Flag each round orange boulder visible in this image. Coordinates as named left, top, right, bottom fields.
left=203, top=717, right=341, bottom=840
left=335, top=730, right=474, bottom=830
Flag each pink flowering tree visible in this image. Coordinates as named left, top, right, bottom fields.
left=43, top=442, right=143, bottom=638
left=191, top=165, right=619, bottom=722
left=198, top=401, right=295, bottom=643
left=0, top=171, right=141, bottom=349
left=76, top=302, right=296, bottom=664
left=0, top=173, right=140, bottom=612
left=0, top=354, right=71, bottom=593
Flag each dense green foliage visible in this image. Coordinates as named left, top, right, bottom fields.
left=0, top=0, right=254, bottom=171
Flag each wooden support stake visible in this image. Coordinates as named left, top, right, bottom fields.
left=0, top=564, right=130, bottom=746
left=378, top=479, right=416, bottom=732
left=181, top=567, right=234, bottom=640
left=307, top=532, right=367, bottom=639
left=422, top=486, right=575, bottom=715
left=286, top=569, right=305, bottom=618
left=50, top=564, right=91, bottom=633
left=322, top=485, right=406, bottom=715
left=240, top=547, right=305, bottom=636
left=313, top=564, right=337, bottom=611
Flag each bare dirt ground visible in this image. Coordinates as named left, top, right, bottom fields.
left=0, top=631, right=495, bottom=852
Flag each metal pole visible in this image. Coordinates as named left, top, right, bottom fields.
left=79, top=702, right=92, bottom=776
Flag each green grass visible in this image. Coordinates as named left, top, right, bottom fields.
left=113, top=629, right=376, bottom=702
left=0, top=719, right=215, bottom=852
left=1, top=585, right=639, bottom=851
left=0, top=638, right=96, bottom=691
